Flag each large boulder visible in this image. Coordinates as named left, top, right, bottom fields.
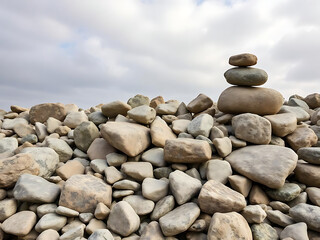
left=226, top=145, right=298, bottom=189
left=29, top=103, right=66, bottom=124
left=217, top=86, right=283, bottom=115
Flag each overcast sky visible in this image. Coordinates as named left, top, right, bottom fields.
left=1, top=0, right=320, bottom=111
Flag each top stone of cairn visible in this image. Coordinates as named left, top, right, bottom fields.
left=229, top=53, right=257, bottom=67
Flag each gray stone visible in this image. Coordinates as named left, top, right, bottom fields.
left=0, top=137, right=18, bottom=154
left=121, top=162, right=153, bottom=181
left=107, top=201, right=140, bottom=237
left=13, top=174, right=60, bottom=203
left=297, top=147, right=320, bottom=165
left=106, top=152, right=127, bottom=166
left=265, top=183, right=301, bottom=202
left=264, top=113, right=297, bottom=137
left=251, top=223, right=278, bottom=240
left=1, top=211, right=37, bottom=236
left=151, top=195, right=175, bottom=221
left=74, top=121, right=100, bottom=152
left=229, top=53, right=257, bottom=67
left=206, top=160, right=232, bottom=184
left=127, top=105, right=156, bottom=124
left=123, top=195, right=155, bottom=215
left=141, top=148, right=166, bottom=167
left=187, top=114, right=213, bottom=137
left=21, top=147, right=59, bottom=177
left=232, top=113, right=272, bottom=144
left=169, top=170, right=202, bottom=205
left=289, top=203, right=320, bottom=232
left=159, top=202, right=200, bottom=237
left=226, top=145, right=298, bottom=189
left=88, top=111, right=108, bottom=125
left=35, top=213, right=67, bottom=232
left=142, top=178, right=169, bottom=202
left=46, top=138, right=73, bottom=162
left=225, top=67, right=267, bottom=86
left=64, top=111, right=88, bottom=129
left=0, top=198, right=17, bottom=221
left=101, top=101, right=131, bottom=118
left=279, top=105, right=310, bottom=122
left=2, top=118, right=28, bottom=130
left=280, top=222, right=308, bottom=240
left=241, top=205, right=267, bottom=224
left=266, top=210, right=295, bottom=227
left=88, top=229, right=114, bottom=240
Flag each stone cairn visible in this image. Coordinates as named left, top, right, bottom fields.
left=0, top=54, right=319, bottom=240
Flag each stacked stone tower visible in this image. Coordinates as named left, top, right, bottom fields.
left=217, top=53, right=284, bottom=115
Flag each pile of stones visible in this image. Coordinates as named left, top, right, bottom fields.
left=0, top=53, right=320, bottom=240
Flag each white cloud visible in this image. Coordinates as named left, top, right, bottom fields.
left=0, top=0, right=319, bottom=110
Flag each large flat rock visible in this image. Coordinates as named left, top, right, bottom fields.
left=226, top=145, right=298, bottom=189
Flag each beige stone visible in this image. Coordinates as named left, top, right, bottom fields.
left=94, top=202, right=110, bottom=220
left=304, top=93, right=320, bottom=109
left=59, top=174, right=112, bottom=213
left=29, top=103, right=66, bottom=124
left=228, top=175, right=252, bottom=197
left=0, top=153, right=39, bottom=188
left=229, top=53, right=257, bottom=66
left=127, top=94, right=150, bottom=108
left=87, top=138, right=115, bottom=160
left=295, top=163, right=320, bottom=187
left=186, top=94, right=213, bottom=113
left=264, top=113, right=297, bottom=137
left=198, top=180, right=246, bottom=214
left=121, top=162, right=153, bottom=181
left=1, top=211, right=37, bottom=236
left=206, top=160, right=232, bottom=184
left=226, top=145, right=298, bottom=189
left=286, top=126, right=318, bottom=151
left=164, top=138, right=211, bottom=163
left=63, top=111, right=88, bottom=129
left=140, top=221, right=165, bottom=240
left=249, top=185, right=270, bottom=205
left=266, top=210, right=295, bottom=227
left=36, top=229, right=60, bottom=240
left=0, top=198, right=17, bottom=221
left=212, top=137, right=232, bottom=157
left=74, top=121, right=100, bottom=152
left=150, top=96, right=165, bottom=109
left=150, top=116, right=177, bottom=147
left=86, top=218, right=107, bottom=235
left=107, top=201, right=140, bottom=237
left=171, top=119, right=191, bottom=134
left=241, top=205, right=267, bottom=224
left=46, top=117, right=62, bottom=133
left=101, top=122, right=151, bottom=157
left=13, top=122, right=35, bottom=137
left=101, top=100, right=131, bottom=118
left=56, top=160, right=85, bottom=180
left=306, top=187, right=320, bottom=206
left=156, top=101, right=180, bottom=115
left=127, top=105, right=156, bottom=124
left=232, top=113, right=272, bottom=144
left=207, top=212, right=252, bottom=240
left=10, top=105, right=28, bottom=113
left=218, top=86, right=283, bottom=115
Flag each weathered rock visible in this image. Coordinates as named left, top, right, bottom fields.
left=150, top=116, right=177, bottom=147
left=0, top=198, right=17, bottom=221
left=279, top=105, right=310, bottom=122
left=141, top=147, right=166, bottom=167
left=86, top=218, right=107, bottom=235
left=159, top=202, right=200, bottom=237
left=164, top=139, right=212, bottom=163
left=206, top=160, right=232, bottom=184
left=107, top=201, right=140, bottom=237
left=142, top=178, right=169, bottom=202
left=232, top=113, right=272, bottom=144
left=94, top=202, right=110, bottom=220
left=140, top=221, right=165, bottom=240
left=297, top=147, right=320, bottom=165
left=121, top=162, right=153, bottom=181
left=87, top=229, right=114, bottom=240
left=198, top=180, right=246, bottom=214
left=46, top=138, right=73, bottom=162
left=29, top=103, right=66, bottom=124
left=150, top=96, right=165, bottom=109
left=127, top=105, right=156, bottom=124
left=90, top=159, right=108, bottom=174
left=228, top=175, right=252, bottom=197
left=249, top=185, right=270, bottom=205
left=21, top=147, right=59, bottom=177
left=150, top=195, right=175, bottom=221
left=266, top=210, right=295, bottom=227
left=251, top=223, right=278, bottom=240
left=74, top=121, right=100, bottom=152
left=106, top=152, right=127, bottom=167
left=186, top=94, right=213, bottom=113
left=0, top=153, right=39, bottom=188
left=241, top=205, right=267, bottom=224
left=59, top=225, right=85, bottom=240
left=229, top=53, right=257, bottom=67
left=187, top=114, right=213, bottom=138
left=169, top=170, right=202, bottom=205
left=212, top=137, right=232, bottom=157
left=264, top=113, right=297, bottom=137
left=172, top=119, right=191, bottom=134
left=306, top=187, right=320, bottom=206
left=13, top=174, right=60, bottom=203
left=1, top=211, right=37, bottom=236
left=87, top=138, right=115, bottom=160
left=265, top=183, right=300, bottom=202
left=226, top=145, right=298, bottom=189
left=304, top=93, right=320, bottom=109
left=56, top=160, right=85, bottom=180
left=280, top=222, right=308, bottom=240
left=35, top=213, right=67, bottom=232
left=35, top=122, right=48, bottom=141
left=123, top=195, right=155, bottom=215
left=46, top=117, right=62, bottom=133
left=218, top=86, right=283, bottom=115
left=225, top=67, right=267, bottom=86
left=0, top=137, right=18, bottom=154
left=101, top=101, right=131, bottom=118
left=101, top=122, right=150, bottom=157
left=294, top=162, right=320, bottom=187
left=207, top=212, right=252, bottom=240
left=156, top=101, right=180, bottom=115
left=286, top=126, right=318, bottom=151
left=59, top=174, right=112, bottom=213
left=88, top=111, right=108, bottom=125
left=289, top=203, right=320, bottom=232
left=128, top=94, right=150, bottom=108
left=13, top=122, right=35, bottom=137
left=63, top=111, right=88, bottom=128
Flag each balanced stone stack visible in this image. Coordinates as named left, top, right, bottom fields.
left=218, top=53, right=284, bottom=115
left=0, top=56, right=319, bottom=240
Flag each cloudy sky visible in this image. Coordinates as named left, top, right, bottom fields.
left=1, top=0, right=320, bottom=110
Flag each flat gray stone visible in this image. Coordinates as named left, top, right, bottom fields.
left=289, top=203, right=320, bottom=232
left=224, top=67, right=267, bottom=86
